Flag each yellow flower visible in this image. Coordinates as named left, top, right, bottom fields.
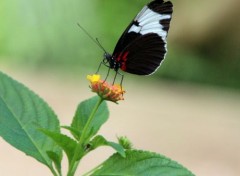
left=87, top=74, right=125, bottom=103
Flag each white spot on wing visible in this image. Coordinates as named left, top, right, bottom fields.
left=128, top=25, right=141, bottom=33
left=128, top=6, right=171, bottom=43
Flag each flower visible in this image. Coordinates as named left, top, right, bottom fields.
left=87, top=74, right=125, bottom=103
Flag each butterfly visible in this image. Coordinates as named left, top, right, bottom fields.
left=102, top=0, right=173, bottom=76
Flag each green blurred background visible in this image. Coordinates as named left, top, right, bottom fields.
left=1, top=1, right=240, bottom=176
left=1, top=0, right=239, bottom=89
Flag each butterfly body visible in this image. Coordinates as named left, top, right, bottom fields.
left=103, top=53, right=121, bottom=72
left=103, top=0, right=173, bottom=76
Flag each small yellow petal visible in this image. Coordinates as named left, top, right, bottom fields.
left=87, top=74, right=101, bottom=83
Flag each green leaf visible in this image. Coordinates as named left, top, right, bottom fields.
left=40, top=129, right=78, bottom=163
left=91, top=150, right=195, bottom=176
left=61, top=125, right=81, bottom=140
left=0, top=71, right=61, bottom=169
left=90, top=135, right=125, bottom=158
left=71, top=96, right=109, bottom=141
left=47, top=151, right=62, bottom=176
left=107, top=142, right=126, bottom=158
left=89, top=135, right=107, bottom=149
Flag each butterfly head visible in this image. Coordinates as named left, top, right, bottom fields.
left=103, top=52, right=120, bottom=72
left=103, top=52, right=112, bottom=63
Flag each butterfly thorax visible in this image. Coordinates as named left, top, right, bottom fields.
left=103, top=52, right=121, bottom=72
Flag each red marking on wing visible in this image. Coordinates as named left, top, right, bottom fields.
left=116, top=52, right=123, bottom=62
left=122, top=52, right=129, bottom=61
left=120, top=52, right=129, bottom=71
left=121, top=63, right=127, bottom=71
left=114, top=52, right=129, bottom=71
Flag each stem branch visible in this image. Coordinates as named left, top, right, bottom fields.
left=67, top=97, right=103, bottom=176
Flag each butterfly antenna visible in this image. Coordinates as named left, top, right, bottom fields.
left=95, top=38, right=108, bottom=54
left=77, top=23, right=107, bottom=54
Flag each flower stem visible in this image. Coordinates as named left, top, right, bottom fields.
left=67, top=97, right=104, bottom=176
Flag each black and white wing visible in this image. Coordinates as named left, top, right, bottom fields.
left=113, top=0, right=173, bottom=75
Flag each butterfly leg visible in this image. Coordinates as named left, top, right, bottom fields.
left=112, top=71, right=124, bottom=90
left=96, top=61, right=111, bottom=82
left=112, top=71, right=118, bottom=85
left=96, top=61, right=104, bottom=74
left=120, top=73, right=124, bottom=90
left=119, top=72, right=124, bottom=93
left=104, top=66, right=111, bottom=82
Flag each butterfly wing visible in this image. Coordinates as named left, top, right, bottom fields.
left=112, top=0, right=173, bottom=75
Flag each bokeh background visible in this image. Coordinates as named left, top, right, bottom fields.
left=0, top=0, right=240, bottom=175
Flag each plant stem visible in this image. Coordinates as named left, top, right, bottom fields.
left=50, top=166, right=59, bottom=176
left=67, top=97, right=104, bottom=176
